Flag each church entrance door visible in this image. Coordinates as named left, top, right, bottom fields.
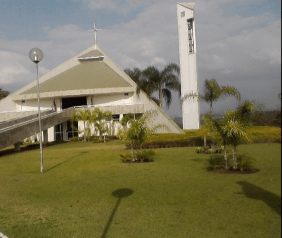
left=62, top=97, right=87, bottom=109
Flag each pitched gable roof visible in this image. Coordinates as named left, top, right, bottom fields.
left=13, top=45, right=136, bottom=100
left=22, top=59, right=131, bottom=94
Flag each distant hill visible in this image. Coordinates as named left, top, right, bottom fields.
left=172, top=109, right=281, bottom=129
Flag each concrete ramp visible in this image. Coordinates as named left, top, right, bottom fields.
left=0, top=108, right=75, bottom=150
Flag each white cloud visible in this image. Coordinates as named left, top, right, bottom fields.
left=0, top=51, right=31, bottom=85
left=74, top=0, right=158, bottom=15
left=0, top=0, right=280, bottom=115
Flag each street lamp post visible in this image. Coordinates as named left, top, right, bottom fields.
left=29, top=48, right=44, bottom=172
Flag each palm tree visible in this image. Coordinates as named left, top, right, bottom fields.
left=222, top=118, right=250, bottom=169
left=181, top=78, right=241, bottom=117
left=89, top=108, right=112, bottom=142
left=124, top=68, right=155, bottom=98
left=0, top=88, right=9, bottom=100
left=203, top=115, right=229, bottom=169
left=71, top=109, right=91, bottom=141
left=204, top=101, right=254, bottom=170
left=142, top=63, right=181, bottom=109
left=117, top=110, right=168, bottom=160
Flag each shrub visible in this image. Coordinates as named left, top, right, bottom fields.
left=208, top=148, right=215, bottom=154
left=135, top=150, right=156, bottom=162
left=246, top=126, right=281, bottom=143
left=119, top=150, right=156, bottom=162
left=26, top=143, right=39, bottom=148
left=215, top=146, right=224, bottom=154
left=69, top=137, right=82, bottom=142
left=124, top=126, right=280, bottom=150
left=196, top=147, right=204, bottom=153
left=119, top=152, right=132, bottom=162
left=236, top=154, right=256, bottom=172
left=206, top=155, right=225, bottom=170
left=89, top=136, right=108, bottom=143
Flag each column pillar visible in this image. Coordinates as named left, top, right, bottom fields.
left=62, top=122, right=68, bottom=141
left=43, top=130, right=48, bottom=144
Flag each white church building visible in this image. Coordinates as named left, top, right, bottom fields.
left=0, top=44, right=183, bottom=146
left=0, top=2, right=201, bottom=149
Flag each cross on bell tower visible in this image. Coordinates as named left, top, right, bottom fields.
left=88, top=23, right=102, bottom=49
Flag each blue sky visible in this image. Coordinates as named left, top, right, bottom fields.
left=0, top=0, right=281, bottom=117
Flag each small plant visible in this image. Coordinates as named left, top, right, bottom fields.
left=236, top=154, right=256, bottom=172
left=135, top=150, right=156, bottom=162
left=119, top=152, right=132, bottom=162
left=208, top=148, right=215, bottom=154
left=69, top=137, right=82, bottom=142
left=215, top=146, right=224, bottom=154
left=206, top=155, right=225, bottom=170
left=196, top=147, right=204, bottom=153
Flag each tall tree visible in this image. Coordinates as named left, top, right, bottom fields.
left=142, top=63, right=181, bottom=109
left=0, top=88, right=9, bottom=100
left=124, top=68, right=155, bottom=98
left=181, top=78, right=241, bottom=117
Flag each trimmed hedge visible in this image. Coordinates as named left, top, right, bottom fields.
left=246, top=126, right=281, bottom=143
left=125, top=126, right=281, bottom=149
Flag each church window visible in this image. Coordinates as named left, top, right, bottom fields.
left=112, top=115, right=120, bottom=121
left=187, top=18, right=194, bottom=54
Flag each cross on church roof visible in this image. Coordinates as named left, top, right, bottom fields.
left=88, top=23, right=102, bottom=47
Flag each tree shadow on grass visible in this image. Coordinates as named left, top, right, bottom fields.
left=237, top=181, right=281, bottom=216
left=44, top=151, right=89, bottom=173
left=101, top=188, right=134, bottom=238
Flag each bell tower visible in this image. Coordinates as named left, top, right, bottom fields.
left=177, top=3, right=199, bottom=129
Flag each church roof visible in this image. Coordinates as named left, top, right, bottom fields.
left=22, top=57, right=131, bottom=94
left=18, top=47, right=134, bottom=98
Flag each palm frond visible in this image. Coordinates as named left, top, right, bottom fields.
left=162, top=88, right=172, bottom=108
left=203, top=78, right=221, bottom=103
left=180, top=92, right=203, bottom=106
left=161, top=63, right=180, bottom=76
left=221, top=86, right=241, bottom=100
left=0, top=88, right=9, bottom=100
left=151, top=97, right=159, bottom=105
left=222, top=118, right=250, bottom=141
left=165, top=76, right=181, bottom=90
left=142, top=66, right=161, bottom=85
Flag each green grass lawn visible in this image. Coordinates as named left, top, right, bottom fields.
left=0, top=141, right=280, bottom=238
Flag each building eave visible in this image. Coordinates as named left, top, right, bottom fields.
left=12, top=87, right=136, bottom=101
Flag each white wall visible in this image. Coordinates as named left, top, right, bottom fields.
left=90, top=93, right=134, bottom=107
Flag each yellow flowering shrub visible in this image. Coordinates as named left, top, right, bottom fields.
left=125, top=126, right=280, bottom=149
left=246, top=126, right=281, bottom=143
